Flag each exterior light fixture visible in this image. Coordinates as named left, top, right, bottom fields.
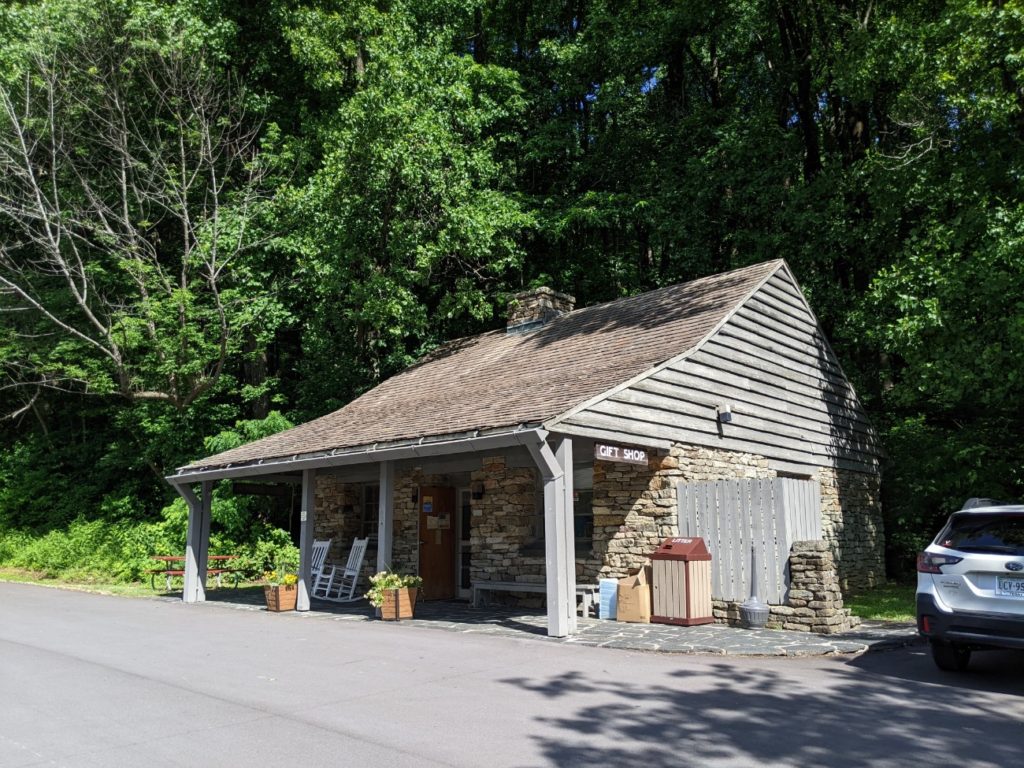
left=717, top=404, right=733, bottom=423
left=471, top=481, right=485, bottom=500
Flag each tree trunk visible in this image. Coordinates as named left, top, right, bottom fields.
left=776, top=4, right=822, bottom=180
left=243, top=334, right=270, bottom=420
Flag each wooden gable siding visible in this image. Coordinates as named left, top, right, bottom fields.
left=551, top=267, right=879, bottom=474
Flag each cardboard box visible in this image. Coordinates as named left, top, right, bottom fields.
left=616, top=565, right=652, bottom=623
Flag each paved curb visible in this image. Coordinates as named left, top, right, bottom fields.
left=188, top=590, right=921, bottom=658
left=560, top=618, right=922, bottom=656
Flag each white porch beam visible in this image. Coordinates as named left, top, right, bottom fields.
left=376, top=461, right=395, bottom=572
left=297, top=468, right=316, bottom=611
left=527, top=438, right=571, bottom=638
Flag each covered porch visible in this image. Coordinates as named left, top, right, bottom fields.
left=166, top=427, right=583, bottom=637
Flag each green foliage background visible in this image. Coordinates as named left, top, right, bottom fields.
left=1, top=0, right=1022, bottom=579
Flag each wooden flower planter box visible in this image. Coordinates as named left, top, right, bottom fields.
left=264, top=583, right=298, bottom=612
left=379, top=587, right=417, bottom=620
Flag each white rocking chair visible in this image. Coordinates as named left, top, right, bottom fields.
left=308, top=538, right=332, bottom=592
left=312, top=537, right=369, bottom=603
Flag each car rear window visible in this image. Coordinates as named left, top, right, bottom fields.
left=938, top=513, right=1024, bottom=555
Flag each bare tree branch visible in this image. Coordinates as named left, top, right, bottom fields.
left=0, top=19, right=270, bottom=414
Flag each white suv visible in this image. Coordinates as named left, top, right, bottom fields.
left=916, top=499, right=1024, bottom=671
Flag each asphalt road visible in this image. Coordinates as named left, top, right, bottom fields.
left=1, top=583, right=1021, bottom=768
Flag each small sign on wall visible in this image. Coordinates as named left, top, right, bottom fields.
left=594, top=442, right=649, bottom=466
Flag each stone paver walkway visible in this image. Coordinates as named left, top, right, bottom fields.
left=191, top=588, right=919, bottom=657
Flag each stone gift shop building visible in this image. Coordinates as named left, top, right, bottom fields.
left=168, top=259, right=883, bottom=636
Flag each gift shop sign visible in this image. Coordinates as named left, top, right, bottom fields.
left=594, top=442, right=649, bottom=466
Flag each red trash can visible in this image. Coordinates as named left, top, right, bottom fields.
left=651, top=537, right=714, bottom=626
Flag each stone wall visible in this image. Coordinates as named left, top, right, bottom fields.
left=313, top=471, right=363, bottom=565
left=311, top=444, right=882, bottom=634
left=590, top=444, right=882, bottom=634
left=776, top=540, right=860, bottom=633
left=590, top=444, right=774, bottom=582
left=711, top=542, right=859, bottom=633
left=819, top=467, right=884, bottom=593
left=468, top=456, right=542, bottom=586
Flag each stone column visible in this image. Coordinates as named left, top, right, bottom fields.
left=777, top=540, right=859, bottom=634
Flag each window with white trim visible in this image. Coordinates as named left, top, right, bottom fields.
left=361, top=484, right=379, bottom=542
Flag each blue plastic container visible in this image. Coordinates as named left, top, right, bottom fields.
left=599, top=578, right=618, bottom=620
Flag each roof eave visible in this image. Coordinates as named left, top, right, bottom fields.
left=166, top=424, right=549, bottom=486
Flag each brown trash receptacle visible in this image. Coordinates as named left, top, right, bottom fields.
left=651, top=537, right=714, bottom=626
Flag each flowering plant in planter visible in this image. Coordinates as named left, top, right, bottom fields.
left=263, top=569, right=298, bottom=611
left=263, top=570, right=298, bottom=586
left=365, top=571, right=423, bottom=606
left=366, top=571, right=423, bottom=619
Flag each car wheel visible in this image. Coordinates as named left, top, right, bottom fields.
left=931, top=640, right=971, bottom=672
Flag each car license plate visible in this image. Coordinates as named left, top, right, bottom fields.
left=997, top=576, right=1024, bottom=597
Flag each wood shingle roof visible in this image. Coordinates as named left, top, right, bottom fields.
left=183, top=260, right=782, bottom=471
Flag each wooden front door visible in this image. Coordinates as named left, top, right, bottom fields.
left=418, top=486, right=456, bottom=600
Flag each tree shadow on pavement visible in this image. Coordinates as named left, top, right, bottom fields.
left=845, top=645, right=1024, bottom=695
left=499, top=650, right=1023, bottom=767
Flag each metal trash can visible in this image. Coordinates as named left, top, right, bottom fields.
left=651, top=537, right=714, bottom=626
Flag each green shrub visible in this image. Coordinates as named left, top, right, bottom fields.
left=0, top=505, right=297, bottom=584
left=0, top=529, right=32, bottom=564
left=0, top=412, right=300, bottom=584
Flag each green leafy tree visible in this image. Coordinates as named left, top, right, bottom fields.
left=282, top=0, right=532, bottom=414
left=0, top=0, right=284, bottom=412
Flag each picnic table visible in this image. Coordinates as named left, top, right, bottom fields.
left=147, top=554, right=241, bottom=591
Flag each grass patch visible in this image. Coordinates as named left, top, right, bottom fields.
left=846, top=581, right=916, bottom=622
left=0, top=568, right=157, bottom=597
left=0, top=568, right=258, bottom=599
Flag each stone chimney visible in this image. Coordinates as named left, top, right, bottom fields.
left=507, top=287, right=575, bottom=334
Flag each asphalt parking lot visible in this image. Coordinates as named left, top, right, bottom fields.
left=2, top=582, right=1021, bottom=768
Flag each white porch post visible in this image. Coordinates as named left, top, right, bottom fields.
left=297, top=468, right=316, bottom=611
left=376, top=460, right=395, bottom=572
left=555, top=437, right=577, bottom=634
left=182, top=482, right=211, bottom=604
left=528, top=437, right=571, bottom=637
left=197, top=481, right=212, bottom=601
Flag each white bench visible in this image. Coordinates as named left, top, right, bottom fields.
left=471, top=580, right=600, bottom=617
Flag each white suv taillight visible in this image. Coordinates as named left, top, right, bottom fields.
left=917, top=552, right=963, bottom=573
